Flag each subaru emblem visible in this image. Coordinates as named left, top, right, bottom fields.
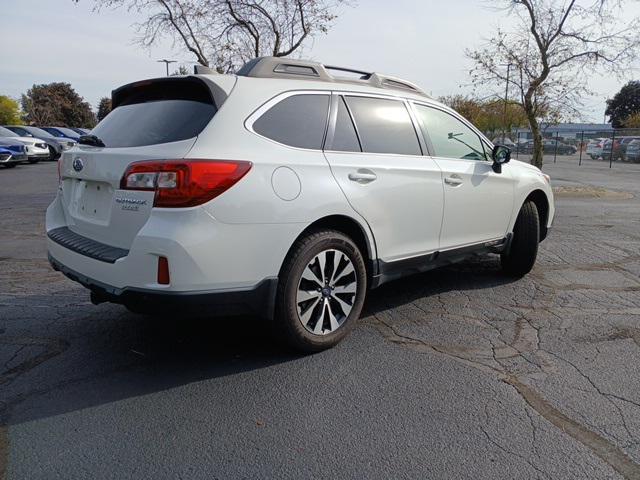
left=73, top=157, right=84, bottom=172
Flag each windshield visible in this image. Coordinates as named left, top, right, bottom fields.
left=92, top=99, right=216, bottom=148
left=24, top=126, right=55, bottom=138
left=42, top=128, right=69, bottom=138
left=0, top=126, right=19, bottom=137
left=93, top=77, right=217, bottom=148
left=57, top=127, right=80, bottom=138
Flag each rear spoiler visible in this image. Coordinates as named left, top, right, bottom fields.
left=111, top=75, right=230, bottom=110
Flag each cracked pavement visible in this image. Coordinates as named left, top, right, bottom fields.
left=1, top=156, right=640, bottom=479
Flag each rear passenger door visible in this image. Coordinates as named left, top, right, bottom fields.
left=412, top=103, right=514, bottom=249
left=323, top=94, right=444, bottom=263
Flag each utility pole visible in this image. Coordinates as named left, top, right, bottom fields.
left=157, top=59, right=177, bottom=76
left=502, top=63, right=511, bottom=143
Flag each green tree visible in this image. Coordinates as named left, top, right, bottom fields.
left=97, top=97, right=112, bottom=122
left=467, top=0, right=640, bottom=168
left=0, top=95, right=23, bottom=124
left=439, top=95, right=528, bottom=138
left=623, top=111, right=640, bottom=128
left=606, top=81, right=640, bottom=128
left=21, top=83, right=96, bottom=127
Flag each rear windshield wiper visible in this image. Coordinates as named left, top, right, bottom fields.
left=78, top=134, right=106, bottom=147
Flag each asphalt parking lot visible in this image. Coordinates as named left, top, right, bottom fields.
left=1, top=155, right=640, bottom=479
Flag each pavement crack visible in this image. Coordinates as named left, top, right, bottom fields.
left=504, top=375, right=640, bottom=480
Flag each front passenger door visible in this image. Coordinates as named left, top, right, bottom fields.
left=324, top=95, right=444, bottom=263
left=413, top=103, right=515, bottom=250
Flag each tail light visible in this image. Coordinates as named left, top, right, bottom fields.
left=120, top=160, right=252, bottom=208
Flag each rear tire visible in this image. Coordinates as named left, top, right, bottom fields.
left=2, top=163, right=17, bottom=169
left=274, top=229, right=367, bottom=353
left=501, top=201, right=540, bottom=278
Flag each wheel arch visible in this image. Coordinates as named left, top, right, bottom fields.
left=280, top=214, right=377, bottom=279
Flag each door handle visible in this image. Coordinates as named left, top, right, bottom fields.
left=444, top=175, right=463, bottom=186
left=348, top=169, right=377, bottom=184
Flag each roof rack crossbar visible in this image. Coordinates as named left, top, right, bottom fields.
left=234, top=57, right=428, bottom=97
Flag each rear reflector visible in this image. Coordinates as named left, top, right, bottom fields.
left=120, top=160, right=252, bottom=208
left=157, top=256, right=170, bottom=285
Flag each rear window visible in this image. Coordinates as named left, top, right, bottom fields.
left=92, top=78, right=216, bottom=148
left=253, top=94, right=329, bottom=150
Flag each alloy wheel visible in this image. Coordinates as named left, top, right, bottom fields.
left=296, top=249, right=357, bottom=335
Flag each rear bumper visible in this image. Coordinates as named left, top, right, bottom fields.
left=48, top=253, right=277, bottom=318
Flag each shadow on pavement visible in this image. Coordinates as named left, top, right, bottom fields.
left=1, top=256, right=516, bottom=427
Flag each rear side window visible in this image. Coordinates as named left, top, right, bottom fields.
left=345, top=96, right=421, bottom=155
left=253, top=94, right=329, bottom=150
left=330, top=96, right=361, bottom=152
left=92, top=78, right=216, bottom=148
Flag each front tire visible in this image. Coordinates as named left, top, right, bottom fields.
left=275, top=229, right=367, bottom=352
left=501, top=201, right=540, bottom=277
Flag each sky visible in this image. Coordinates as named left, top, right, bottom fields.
left=2, top=0, right=639, bottom=123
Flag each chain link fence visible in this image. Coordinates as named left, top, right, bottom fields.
left=489, top=127, right=640, bottom=169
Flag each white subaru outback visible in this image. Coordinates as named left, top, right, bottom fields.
left=47, top=57, right=554, bottom=352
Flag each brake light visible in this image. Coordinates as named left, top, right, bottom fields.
left=120, top=160, right=252, bottom=207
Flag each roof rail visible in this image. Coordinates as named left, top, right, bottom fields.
left=194, top=64, right=217, bottom=75
left=235, top=57, right=428, bottom=97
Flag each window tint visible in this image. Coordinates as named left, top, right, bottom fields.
left=415, top=105, right=486, bottom=161
left=91, top=100, right=216, bottom=148
left=253, top=94, right=329, bottom=149
left=345, top=96, right=421, bottom=155
left=330, top=96, right=361, bottom=152
left=0, top=126, right=19, bottom=137
left=11, top=127, right=30, bottom=136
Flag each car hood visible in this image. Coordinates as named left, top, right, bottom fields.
left=510, top=159, right=543, bottom=174
left=4, top=136, right=39, bottom=146
left=0, top=139, right=25, bottom=148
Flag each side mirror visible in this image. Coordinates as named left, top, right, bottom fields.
left=491, top=145, right=511, bottom=173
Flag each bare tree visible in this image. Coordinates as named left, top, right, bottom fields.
left=87, top=0, right=349, bottom=72
left=466, top=0, right=640, bottom=168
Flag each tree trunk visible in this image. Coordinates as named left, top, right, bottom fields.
left=524, top=97, right=544, bottom=169
left=529, top=117, right=543, bottom=169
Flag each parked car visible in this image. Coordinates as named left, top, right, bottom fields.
left=46, top=57, right=555, bottom=352
left=39, top=126, right=81, bottom=141
left=586, top=138, right=606, bottom=159
left=491, top=137, right=517, bottom=150
left=0, top=126, right=50, bottom=163
left=0, top=140, right=28, bottom=168
left=517, top=139, right=577, bottom=155
left=70, top=127, right=91, bottom=135
left=625, top=139, right=640, bottom=163
left=617, top=136, right=640, bottom=161
left=599, top=138, right=632, bottom=161
left=2, top=125, right=76, bottom=160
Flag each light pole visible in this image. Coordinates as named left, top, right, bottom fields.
left=502, top=63, right=511, bottom=143
left=157, top=59, right=177, bottom=76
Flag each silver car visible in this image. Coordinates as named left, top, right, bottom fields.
left=2, top=125, right=76, bottom=161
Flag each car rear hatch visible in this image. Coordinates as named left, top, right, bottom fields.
left=58, top=76, right=225, bottom=250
